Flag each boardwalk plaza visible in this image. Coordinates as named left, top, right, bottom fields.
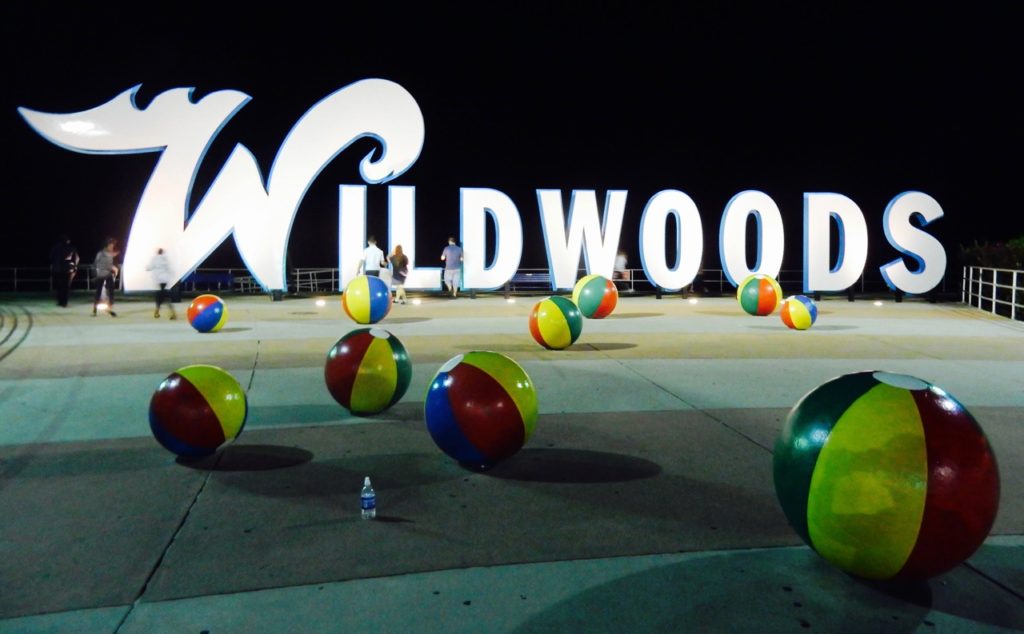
left=3, top=64, right=1022, bottom=632
left=0, top=282, right=1021, bottom=631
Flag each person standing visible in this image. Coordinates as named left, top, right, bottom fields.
left=613, top=249, right=630, bottom=292
left=92, top=238, right=120, bottom=317
left=388, top=244, right=410, bottom=304
left=440, top=236, right=463, bottom=298
left=357, top=236, right=386, bottom=277
left=48, top=234, right=79, bottom=307
left=146, top=247, right=177, bottom=319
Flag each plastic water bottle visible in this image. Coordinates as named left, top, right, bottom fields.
left=361, top=476, right=376, bottom=519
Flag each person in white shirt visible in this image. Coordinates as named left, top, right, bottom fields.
left=358, top=236, right=386, bottom=277
left=146, top=247, right=177, bottom=319
left=613, top=249, right=630, bottom=291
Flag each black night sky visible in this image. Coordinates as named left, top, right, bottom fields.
left=3, top=2, right=1021, bottom=277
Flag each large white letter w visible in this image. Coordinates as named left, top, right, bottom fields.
left=19, top=79, right=425, bottom=291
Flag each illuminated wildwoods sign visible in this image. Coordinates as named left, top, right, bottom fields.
left=20, top=79, right=946, bottom=295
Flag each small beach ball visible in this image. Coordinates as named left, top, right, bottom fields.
left=187, top=294, right=228, bottom=333
left=780, top=295, right=818, bottom=330
left=773, top=371, right=1000, bottom=581
left=529, top=296, right=583, bottom=349
left=343, top=275, right=392, bottom=324
left=325, top=328, right=411, bottom=415
left=424, top=351, right=538, bottom=468
left=737, top=274, right=783, bottom=316
left=149, top=364, right=248, bottom=457
left=572, top=274, right=618, bottom=319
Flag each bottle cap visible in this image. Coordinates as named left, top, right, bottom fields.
left=364, top=476, right=371, bottom=486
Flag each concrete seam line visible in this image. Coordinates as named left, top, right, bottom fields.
left=0, top=306, right=33, bottom=363
left=247, top=339, right=261, bottom=392
left=963, top=561, right=1024, bottom=602
left=112, top=452, right=225, bottom=633
left=585, top=343, right=773, bottom=454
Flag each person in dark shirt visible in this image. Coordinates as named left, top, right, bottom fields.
left=48, top=234, right=79, bottom=307
left=440, top=237, right=463, bottom=298
left=388, top=244, right=410, bottom=304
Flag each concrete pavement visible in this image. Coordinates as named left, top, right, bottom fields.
left=0, top=292, right=1021, bottom=632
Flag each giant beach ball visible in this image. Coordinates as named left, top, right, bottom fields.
left=737, top=274, right=783, bottom=316
left=572, top=274, right=618, bottom=319
left=187, top=294, right=228, bottom=333
left=773, top=371, right=1000, bottom=580
left=343, top=275, right=392, bottom=324
left=780, top=295, right=818, bottom=330
left=424, top=351, right=538, bottom=468
left=529, top=296, right=583, bottom=350
left=325, top=328, right=411, bottom=415
left=149, top=364, right=248, bottom=457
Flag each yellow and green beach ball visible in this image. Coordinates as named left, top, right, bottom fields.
left=572, top=274, right=618, bottom=319
left=773, top=371, right=1000, bottom=580
left=528, top=296, right=583, bottom=350
left=324, top=328, right=412, bottom=416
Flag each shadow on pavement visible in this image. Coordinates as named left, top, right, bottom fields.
left=512, top=545, right=1024, bottom=632
left=606, top=312, right=663, bottom=319
left=583, top=342, right=639, bottom=350
left=484, top=448, right=662, bottom=483
left=214, top=452, right=465, bottom=498
left=177, top=444, right=314, bottom=471
left=746, top=324, right=859, bottom=332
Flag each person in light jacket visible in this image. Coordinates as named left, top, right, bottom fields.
left=146, top=247, right=177, bottom=319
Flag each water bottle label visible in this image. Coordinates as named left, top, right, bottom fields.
left=361, top=495, right=376, bottom=510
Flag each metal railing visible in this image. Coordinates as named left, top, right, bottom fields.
left=1, top=264, right=947, bottom=299
left=0, top=266, right=123, bottom=292
left=963, top=266, right=1023, bottom=321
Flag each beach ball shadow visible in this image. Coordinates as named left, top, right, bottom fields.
left=512, top=545, right=1024, bottom=632
left=484, top=448, right=662, bottom=483
left=176, top=444, right=313, bottom=471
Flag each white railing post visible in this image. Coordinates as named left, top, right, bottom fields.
left=976, top=267, right=982, bottom=309
left=991, top=269, right=998, bottom=315
left=1013, top=270, right=1019, bottom=321
left=962, top=266, right=967, bottom=304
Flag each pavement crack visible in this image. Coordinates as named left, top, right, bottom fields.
left=247, top=338, right=262, bottom=392
left=112, top=452, right=225, bottom=633
left=963, top=561, right=1024, bottom=602
left=583, top=343, right=773, bottom=453
left=0, top=305, right=33, bottom=364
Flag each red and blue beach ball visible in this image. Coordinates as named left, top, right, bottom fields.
left=737, top=274, right=783, bottom=316
left=187, top=294, right=228, bottom=333
left=572, top=274, right=618, bottom=319
left=774, top=371, right=1000, bottom=580
left=424, top=351, right=538, bottom=468
left=149, top=364, right=248, bottom=457
left=343, top=275, right=392, bottom=324
left=529, top=296, right=583, bottom=350
left=325, top=328, right=412, bottom=416
left=780, top=295, right=818, bottom=330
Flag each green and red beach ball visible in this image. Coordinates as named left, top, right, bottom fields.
left=774, top=371, right=1000, bottom=580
